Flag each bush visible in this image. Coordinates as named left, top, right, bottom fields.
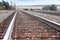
left=50, top=5, right=57, bottom=11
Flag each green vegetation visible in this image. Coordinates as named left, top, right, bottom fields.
left=0, top=0, right=15, bottom=10
left=42, top=5, right=50, bottom=10
left=23, top=8, right=28, bottom=10
left=42, top=4, right=57, bottom=11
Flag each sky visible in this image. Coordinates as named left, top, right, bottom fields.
left=0, top=0, right=60, bottom=5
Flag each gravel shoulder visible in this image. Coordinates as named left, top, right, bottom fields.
left=0, top=12, right=15, bottom=39
left=0, top=10, right=15, bottom=23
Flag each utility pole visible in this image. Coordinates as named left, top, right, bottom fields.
left=2, top=0, right=3, bottom=1
left=10, top=0, right=12, bottom=6
left=14, top=3, right=16, bottom=10
left=10, top=0, right=12, bottom=10
left=2, top=0, right=4, bottom=4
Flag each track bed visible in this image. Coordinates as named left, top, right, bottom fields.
left=13, top=11, right=60, bottom=40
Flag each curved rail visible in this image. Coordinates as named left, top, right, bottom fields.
left=2, top=11, right=17, bottom=40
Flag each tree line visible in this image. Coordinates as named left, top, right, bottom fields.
left=42, top=5, right=57, bottom=11
left=0, top=0, right=15, bottom=10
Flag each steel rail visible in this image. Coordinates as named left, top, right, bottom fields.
left=2, top=11, right=17, bottom=40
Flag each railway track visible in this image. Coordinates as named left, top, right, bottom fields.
left=0, top=11, right=15, bottom=39
left=21, top=10, right=60, bottom=30
left=12, top=11, right=60, bottom=40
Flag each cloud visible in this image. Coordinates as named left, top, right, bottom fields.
left=18, top=0, right=36, bottom=1
left=1, top=0, right=60, bottom=5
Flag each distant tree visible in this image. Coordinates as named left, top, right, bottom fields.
left=0, top=2, right=2, bottom=6
left=23, top=8, right=28, bottom=10
left=0, top=2, right=5, bottom=10
left=42, top=4, right=57, bottom=11
left=50, top=5, right=57, bottom=11
left=30, top=9, right=33, bottom=11
left=0, top=0, right=15, bottom=10
left=9, top=6, right=15, bottom=10
left=2, top=1, right=9, bottom=9
left=42, top=5, right=50, bottom=10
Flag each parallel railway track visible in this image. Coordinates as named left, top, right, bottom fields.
left=21, top=10, right=60, bottom=30
left=12, top=10, right=60, bottom=40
